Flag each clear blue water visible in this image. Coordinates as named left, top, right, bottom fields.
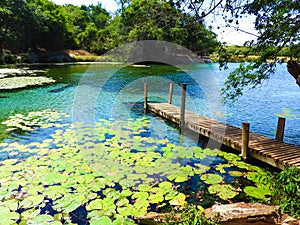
left=0, top=63, right=299, bottom=147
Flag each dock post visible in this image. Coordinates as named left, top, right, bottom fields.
left=180, top=84, right=187, bottom=133
left=144, top=83, right=148, bottom=113
left=168, top=83, right=174, bottom=104
left=276, top=117, right=286, bottom=142
left=241, top=122, right=250, bottom=160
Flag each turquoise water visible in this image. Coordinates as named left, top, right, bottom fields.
left=0, top=63, right=299, bottom=146
left=0, top=63, right=297, bottom=223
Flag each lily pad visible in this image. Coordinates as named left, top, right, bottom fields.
left=200, top=173, right=223, bottom=185
left=208, top=184, right=238, bottom=200
left=169, top=193, right=186, bottom=206
left=228, top=170, right=244, bottom=177
left=244, top=186, right=271, bottom=199
left=19, top=195, right=44, bottom=209
left=90, top=216, right=112, bottom=225
left=29, top=214, right=54, bottom=225
left=0, top=206, right=19, bottom=224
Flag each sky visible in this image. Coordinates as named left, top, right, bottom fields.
left=50, top=0, right=258, bottom=46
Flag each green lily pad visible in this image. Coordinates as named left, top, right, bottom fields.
left=244, top=186, right=271, bottom=199
left=29, top=215, right=54, bottom=224
left=219, top=152, right=241, bottom=162
left=159, top=181, right=173, bottom=190
left=0, top=206, right=19, bottom=223
left=19, top=195, right=44, bottom=209
left=137, top=184, right=152, bottom=192
left=64, top=199, right=82, bottom=213
left=200, top=173, right=223, bottom=184
left=148, top=193, right=164, bottom=204
left=228, top=170, right=244, bottom=177
left=88, top=199, right=103, bottom=210
left=208, top=184, right=238, bottom=200
left=120, top=189, right=133, bottom=197
left=132, top=192, right=149, bottom=200
left=90, top=216, right=112, bottom=225
left=169, top=193, right=186, bottom=206
left=2, top=199, right=18, bottom=211
left=112, top=218, right=135, bottom=225
left=194, top=164, right=210, bottom=174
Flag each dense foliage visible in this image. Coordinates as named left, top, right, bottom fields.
left=0, top=0, right=218, bottom=63
left=1, top=0, right=300, bottom=100
left=271, top=166, right=300, bottom=218
left=167, top=0, right=300, bottom=101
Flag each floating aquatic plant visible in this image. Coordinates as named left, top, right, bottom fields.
left=200, top=174, right=223, bottom=185
left=0, top=76, right=55, bottom=91
left=0, top=110, right=274, bottom=224
left=208, top=184, right=238, bottom=200
left=2, top=109, right=69, bottom=132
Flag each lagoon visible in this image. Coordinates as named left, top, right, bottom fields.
left=0, top=63, right=299, bottom=224
left=0, top=63, right=299, bottom=146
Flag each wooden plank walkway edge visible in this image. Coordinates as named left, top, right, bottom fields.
left=147, top=102, right=300, bottom=170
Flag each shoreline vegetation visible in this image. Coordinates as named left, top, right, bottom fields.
left=1, top=46, right=299, bottom=67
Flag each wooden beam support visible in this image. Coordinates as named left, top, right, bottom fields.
left=168, top=83, right=174, bottom=104
left=180, top=83, right=187, bottom=133
left=144, top=83, right=148, bottom=113
left=276, top=117, right=286, bottom=142
left=241, top=122, right=250, bottom=160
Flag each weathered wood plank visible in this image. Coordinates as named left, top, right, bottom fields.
left=147, top=102, right=300, bottom=169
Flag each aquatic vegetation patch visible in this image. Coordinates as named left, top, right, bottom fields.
left=0, top=111, right=274, bottom=224
left=0, top=76, right=55, bottom=91
left=275, top=108, right=300, bottom=120
left=2, top=109, right=69, bottom=132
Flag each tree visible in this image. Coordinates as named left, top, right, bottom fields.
left=118, top=0, right=218, bottom=54
left=28, top=0, right=79, bottom=50
left=114, top=0, right=131, bottom=12
left=165, top=0, right=300, bottom=102
left=0, top=0, right=44, bottom=60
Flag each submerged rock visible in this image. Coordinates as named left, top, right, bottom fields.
left=49, top=83, right=73, bottom=93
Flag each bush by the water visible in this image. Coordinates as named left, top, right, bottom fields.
left=271, top=166, right=300, bottom=218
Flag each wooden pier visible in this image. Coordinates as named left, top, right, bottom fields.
left=144, top=83, right=300, bottom=170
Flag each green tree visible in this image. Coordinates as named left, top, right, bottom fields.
left=118, top=0, right=218, bottom=54
left=0, top=0, right=44, bottom=61
left=28, top=0, right=78, bottom=50
left=74, top=4, right=111, bottom=54
left=114, top=0, right=131, bottom=12
left=62, top=4, right=91, bottom=46
left=165, top=0, right=300, bottom=102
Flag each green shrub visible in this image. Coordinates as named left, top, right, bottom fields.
left=271, top=166, right=300, bottom=218
left=165, top=205, right=220, bottom=225
left=4, top=54, right=20, bottom=64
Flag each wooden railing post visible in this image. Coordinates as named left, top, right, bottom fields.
left=180, top=84, right=187, bottom=133
left=144, top=83, right=148, bottom=113
left=241, top=122, right=250, bottom=160
left=168, top=83, right=174, bottom=104
left=276, top=117, right=286, bottom=142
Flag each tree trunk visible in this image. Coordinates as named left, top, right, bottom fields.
left=287, top=60, right=300, bottom=87
left=0, top=42, right=4, bottom=64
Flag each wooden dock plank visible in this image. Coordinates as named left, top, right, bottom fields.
left=147, top=102, right=300, bottom=169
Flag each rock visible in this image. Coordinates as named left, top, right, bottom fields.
left=204, top=202, right=281, bottom=224
left=281, top=215, right=300, bottom=225
left=30, top=50, right=76, bottom=63
left=136, top=203, right=298, bottom=225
